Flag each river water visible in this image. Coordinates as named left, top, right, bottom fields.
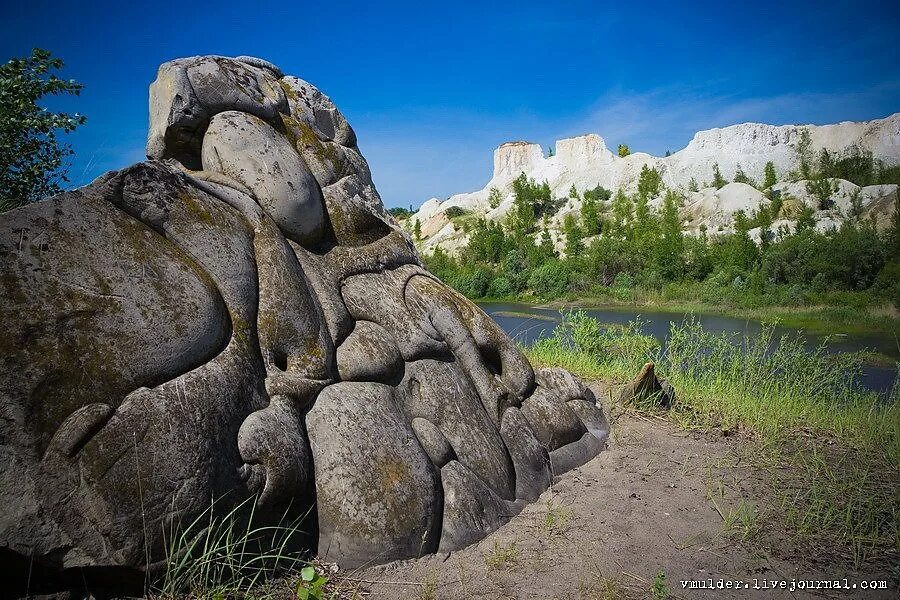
left=479, top=302, right=899, bottom=397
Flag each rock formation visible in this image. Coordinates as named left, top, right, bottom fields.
left=411, top=115, right=900, bottom=254
left=0, top=56, right=608, bottom=596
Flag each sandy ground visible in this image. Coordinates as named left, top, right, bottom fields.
left=337, top=383, right=895, bottom=600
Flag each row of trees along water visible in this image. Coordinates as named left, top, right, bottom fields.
left=414, top=150, right=900, bottom=312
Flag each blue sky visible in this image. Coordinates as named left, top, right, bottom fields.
left=2, top=0, right=899, bottom=208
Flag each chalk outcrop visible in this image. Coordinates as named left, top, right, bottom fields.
left=0, top=56, right=608, bottom=597
left=411, top=114, right=900, bottom=253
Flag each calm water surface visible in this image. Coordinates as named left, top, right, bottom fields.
left=480, top=302, right=899, bottom=397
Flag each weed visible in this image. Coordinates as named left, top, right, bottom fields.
left=543, top=498, right=575, bottom=536
left=578, top=574, right=630, bottom=599
left=419, top=570, right=438, bottom=600
left=651, top=571, right=670, bottom=599
left=484, top=540, right=520, bottom=571
left=295, top=565, right=328, bottom=600
left=152, top=495, right=312, bottom=599
left=723, top=500, right=760, bottom=541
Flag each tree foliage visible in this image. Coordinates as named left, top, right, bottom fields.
left=1, top=48, right=86, bottom=209
left=421, top=175, right=899, bottom=312
left=712, top=163, right=727, bottom=189
left=763, top=161, right=777, bottom=189
left=637, top=165, right=662, bottom=200
left=487, top=186, right=502, bottom=209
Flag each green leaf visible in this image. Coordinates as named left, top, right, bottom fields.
left=301, top=565, right=316, bottom=581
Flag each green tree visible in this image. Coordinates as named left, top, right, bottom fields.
left=583, top=184, right=611, bottom=204
left=508, top=173, right=537, bottom=235
left=388, top=206, right=413, bottom=219
left=713, top=210, right=759, bottom=273
left=656, top=189, right=684, bottom=278
left=488, top=186, right=502, bottom=209
left=806, top=177, right=836, bottom=210
left=617, top=144, right=630, bottom=157
left=413, top=218, right=422, bottom=240
left=733, top=164, right=754, bottom=187
left=848, top=189, right=863, bottom=222
left=568, top=184, right=579, bottom=200
left=610, top=189, right=634, bottom=239
left=754, top=203, right=774, bottom=251
left=637, top=164, right=662, bottom=200
left=763, top=161, right=777, bottom=189
left=796, top=205, right=816, bottom=231
left=712, top=163, right=727, bottom=189
left=793, top=129, right=813, bottom=180
left=463, top=218, right=508, bottom=263
left=580, top=193, right=601, bottom=235
left=536, top=226, right=557, bottom=262
left=562, top=213, right=584, bottom=258
left=528, top=260, right=571, bottom=297
left=424, top=246, right=457, bottom=281
left=1, top=49, right=86, bottom=209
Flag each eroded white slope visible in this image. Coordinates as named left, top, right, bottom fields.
left=410, top=113, right=900, bottom=252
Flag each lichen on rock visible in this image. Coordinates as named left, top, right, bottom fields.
left=0, top=55, right=609, bottom=597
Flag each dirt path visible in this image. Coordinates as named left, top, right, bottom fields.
left=345, top=384, right=895, bottom=599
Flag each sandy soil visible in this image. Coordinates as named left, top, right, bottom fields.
left=337, top=383, right=895, bottom=600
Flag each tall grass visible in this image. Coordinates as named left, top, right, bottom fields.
left=151, top=496, right=313, bottom=599
left=527, top=310, right=900, bottom=563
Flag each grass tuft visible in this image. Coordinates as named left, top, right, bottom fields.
left=150, top=495, right=313, bottom=599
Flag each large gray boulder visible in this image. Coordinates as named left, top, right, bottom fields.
left=0, top=55, right=608, bottom=597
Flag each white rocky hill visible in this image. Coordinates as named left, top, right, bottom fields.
left=409, top=113, right=900, bottom=254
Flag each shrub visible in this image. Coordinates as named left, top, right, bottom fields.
left=487, top=276, right=514, bottom=298
left=637, top=165, right=662, bottom=200
left=444, top=206, right=468, bottom=219
left=806, top=177, right=836, bottom=210
left=528, top=261, right=571, bottom=297
left=449, top=266, right=492, bottom=298
left=763, top=161, right=777, bottom=189
left=488, top=187, right=502, bottom=209
left=712, top=163, right=727, bottom=189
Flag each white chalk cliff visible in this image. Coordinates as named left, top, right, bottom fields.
left=411, top=113, right=900, bottom=253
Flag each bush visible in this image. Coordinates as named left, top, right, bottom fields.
left=487, top=276, right=514, bottom=298
left=449, top=266, right=492, bottom=298
left=528, top=261, right=571, bottom=297
left=873, top=261, right=900, bottom=308
left=445, top=206, right=468, bottom=219
left=387, top=206, right=413, bottom=218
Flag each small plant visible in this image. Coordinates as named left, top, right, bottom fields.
left=445, top=205, right=469, bottom=219
left=488, top=186, right=502, bottom=209
left=543, top=498, right=574, bottom=536
left=806, top=177, right=837, bottom=210
left=295, top=565, right=328, bottom=600
left=723, top=500, right=760, bottom=541
left=484, top=539, right=520, bottom=570
left=419, top=570, right=438, bottom=600
left=651, top=571, right=670, bottom=599
left=712, top=163, right=727, bottom=189
left=155, top=495, right=312, bottom=599
left=764, top=161, right=777, bottom=188
left=617, top=143, right=630, bottom=157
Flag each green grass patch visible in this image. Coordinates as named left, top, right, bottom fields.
left=152, top=496, right=315, bottom=599
left=525, top=311, right=900, bottom=564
